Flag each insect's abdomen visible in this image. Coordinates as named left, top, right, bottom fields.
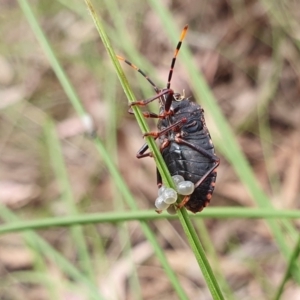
left=162, top=133, right=217, bottom=213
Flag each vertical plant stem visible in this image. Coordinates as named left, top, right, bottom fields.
left=0, top=204, right=104, bottom=300
left=84, top=1, right=225, bottom=299
left=274, top=236, right=300, bottom=300
left=44, top=119, right=95, bottom=283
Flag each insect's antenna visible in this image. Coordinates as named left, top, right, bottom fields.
left=167, top=24, right=188, bottom=89
left=117, top=55, right=160, bottom=93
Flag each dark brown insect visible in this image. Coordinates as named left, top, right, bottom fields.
left=118, top=25, right=219, bottom=213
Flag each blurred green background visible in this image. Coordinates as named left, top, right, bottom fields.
left=0, top=0, right=300, bottom=299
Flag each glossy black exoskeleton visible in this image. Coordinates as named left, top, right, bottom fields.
left=118, top=25, right=219, bottom=213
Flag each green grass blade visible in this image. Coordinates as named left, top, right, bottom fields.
left=84, top=0, right=172, bottom=187
left=177, top=208, right=225, bottom=299
left=104, top=71, right=143, bottom=299
left=0, top=204, right=104, bottom=300
left=44, top=118, right=95, bottom=283
left=274, top=236, right=300, bottom=300
left=84, top=1, right=225, bottom=298
left=17, top=1, right=187, bottom=297
left=1, top=207, right=300, bottom=235
left=17, top=0, right=86, bottom=117
left=196, top=220, right=236, bottom=300
left=84, top=2, right=190, bottom=298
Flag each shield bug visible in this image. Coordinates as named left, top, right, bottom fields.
left=118, top=25, right=219, bottom=213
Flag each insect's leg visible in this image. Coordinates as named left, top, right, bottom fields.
left=164, top=88, right=175, bottom=113
left=128, top=107, right=164, bottom=119
left=130, top=89, right=176, bottom=119
left=136, top=143, right=152, bottom=159
left=175, top=137, right=219, bottom=162
left=136, top=121, right=174, bottom=159
left=143, top=118, right=187, bottom=138
left=135, top=118, right=186, bottom=161
left=130, top=89, right=173, bottom=108
left=177, top=161, right=219, bottom=210
left=157, top=168, right=162, bottom=188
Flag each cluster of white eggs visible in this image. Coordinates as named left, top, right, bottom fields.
left=155, top=175, right=195, bottom=214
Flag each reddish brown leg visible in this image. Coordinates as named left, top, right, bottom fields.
left=130, top=89, right=172, bottom=108
left=144, top=118, right=187, bottom=138
left=136, top=143, right=152, bottom=159
left=175, top=137, right=219, bottom=161
left=130, top=88, right=175, bottom=118
left=128, top=107, right=164, bottom=119
left=135, top=118, right=186, bottom=158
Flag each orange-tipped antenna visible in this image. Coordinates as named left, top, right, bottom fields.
left=167, top=24, right=188, bottom=89
left=117, top=55, right=160, bottom=93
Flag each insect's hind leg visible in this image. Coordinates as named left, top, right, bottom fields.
left=175, top=137, right=219, bottom=162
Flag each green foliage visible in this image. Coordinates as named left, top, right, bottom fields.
left=0, top=0, right=299, bottom=299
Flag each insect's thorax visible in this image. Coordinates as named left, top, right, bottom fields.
left=158, top=98, right=206, bottom=139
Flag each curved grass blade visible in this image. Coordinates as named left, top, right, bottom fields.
left=1, top=207, right=300, bottom=235
left=84, top=1, right=224, bottom=299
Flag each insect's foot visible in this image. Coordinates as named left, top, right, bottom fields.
left=177, top=195, right=191, bottom=209
left=129, top=101, right=142, bottom=107
left=143, top=131, right=159, bottom=138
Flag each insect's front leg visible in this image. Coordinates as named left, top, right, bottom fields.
left=128, top=107, right=164, bottom=119
left=143, top=118, right=187, bottom=139
left=129, top=89, right=176, bottom=119
left=129, top=89, right=172, bottom=108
